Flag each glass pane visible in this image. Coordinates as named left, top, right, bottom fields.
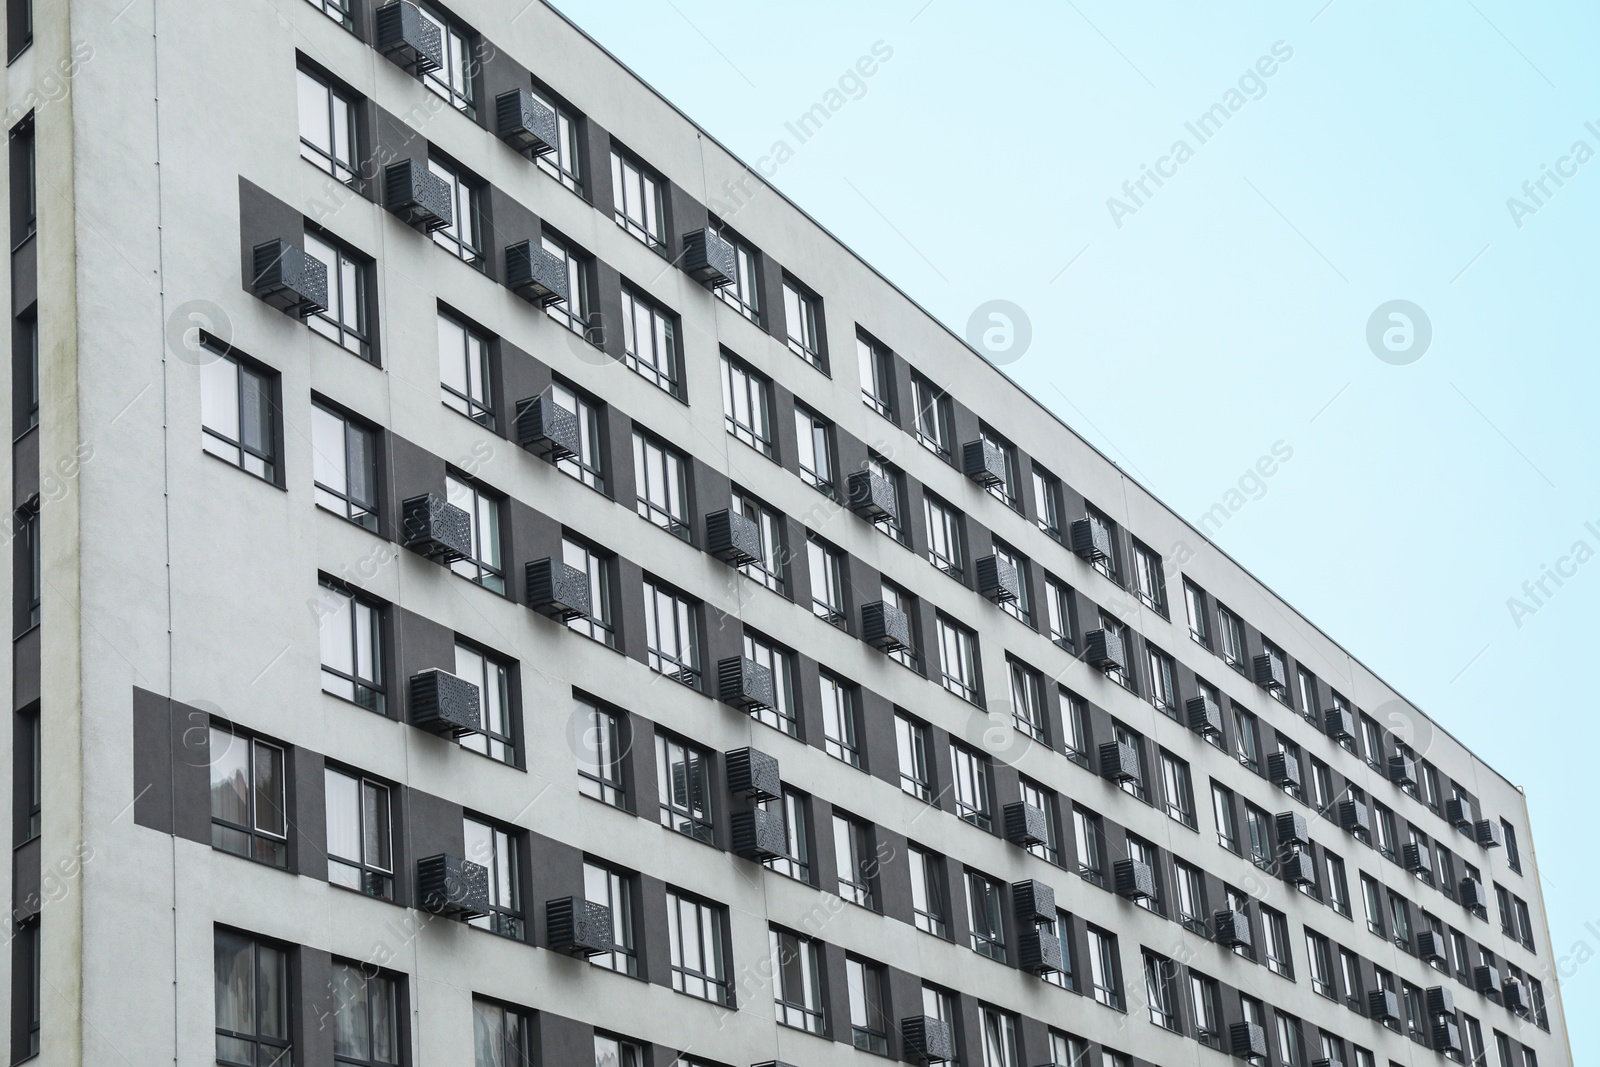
left=324, top=770, right=360, bottom=863
left=297, top=71, right=331, bottom=150
left=200, top=356, right=239, bottom=440
left=253, top=742, right=285, bottom=837
left=332, top=965, right=370, bottom=1057
left=209, top=728, right=249, bottom=826
left=257, top=943, right=288, bottom=1039
left=213, top=930, right=253, bottom=1035
left=312, top=406, right=346, bottom=494
left=364, top=781, right=392, bottom=871
left=319, top=586, right=354, bottom=676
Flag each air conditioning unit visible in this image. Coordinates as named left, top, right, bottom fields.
left=1445, top=797, right=1475, bottom=828
left=1212, top=909, right=1251, bottom=949
left=900, top=1015, right=954, bottom=1064
left=1323, top=706, right=1356, bottom=742
left=1502, top=979, right=1528, bottom=1014
left=975, top=554, right=1020, bottom=603
left=401, top=492, right=473, bottom=564
left=525, top=557, right=591, bottom=621
left=725, top=747, right=781, bottom=803
left=546, top=895, right=613, bottom=956
left=504, top=240, right=571, bottom=307
left=1098, top=740, right=1139, bottom=783
left=1388, top=754, right=1418, bottom=788
left=1186, top=695, right=1223, bottom=738
left=1267, top=750, right=1301, bottom=791
left=375, top=0, right=444, bottom=76
left=384, top=158, right=453, bottom=233
left=1426, top=985, right=1455, bottom=1016
left=1002, top=801, right=1047, bottom=849
left=862, top=601, right=911, bottom=654
left=1459, top=876, right=1486, bottom=911
left=1474, top=819, right=1503, bottom=849
left=962, top=439, right=1006, bottom=487
left=846, top=469, right=898, bottom=523
left=1113, top=858, right=1154, bottom=901
left=1274, top=811, right=1309, bottom=847
left=730, top=808, right=785, bottom=861
left=681, top=227, right=737, bottom=289
left=705, top=509, right=763, bottom=567
left=1068, top=516, right=1111, bottom=563
left=1338, top=798, right=1371, bottom=835
left=1473, top=964, right=1501, bottom=996
left=494, top=88, right=559, bottom=156
left=408, top=669, right=481, bottom=737
left=251, top=239, right=329, bottom=319
left=717, top=657, right=775, bottom=712
left=515, top=393, right=581, bottom=460
left=1017, top=923, right=1063, bottom=976
left=416, top=854, right=489, bottom=918
left=1011, top=879, right=1055, bottom=924
left=1368, top=988, right=1400, bottom=1022
left=1084, top=629, right=1126, bottom=673
left=1252, top=653, right=1287, bottom=693
left=1417, top=932, right=1448, bottom=966
left=1229, top=1022, right=1267, bottom=1060
left=1280, top=850, right=1315, bottom=887
left=1403, top=842, right=1432, bottom=876
left=1433, top=1018, right=1463, bottom=1055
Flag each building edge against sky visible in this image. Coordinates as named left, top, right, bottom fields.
left=0, top=0, right=1574, bottom=1065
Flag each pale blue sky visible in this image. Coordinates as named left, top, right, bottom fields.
left=546, top=0, right=1599, bottom=1055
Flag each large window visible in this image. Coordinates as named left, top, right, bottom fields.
left=950, top=742, right=991, bottom=830
left=1045, top=578, right=1074, bottom=648
left=472, top=998, right=533, bottom=1067
left=418, top=3, right=476, bottom=114
left=446, top=474, right=504, bottom=593
left=834, top=813, right=876, bottom=908
left=464, top=816, right=522, bottom=938
left=610, top=149, right=663, bottom=247
left=656, top=732, right=713, bottom=843
left=732, top=491, right=786, bottom=594
left=913, top=374, right=953, bottom=457
left=771, top=928, right=824, bottom=1033
left=721, top=353, right=772, bottom=455
left=880, top=579, right=917, bottom=669
left=201, top=350, right=276, bottom=482
left=584, top=861, right=637, bottom=975
left=846, top=957, right=889, bottom=1054
left=325, top=768, right=393, bottom=900
left=1263, top=906, right=1294, bottom=977
left=820, top=672, right=859, bottom=766
left=312, top=403, right=378, bottom=530
left=456, top=643, right=513, bottom=763
left=330, top=962, right=399, bottom=1067
left=666, top=891, right=729, bottom=1003
left=1217, top=604, right=1245, bottom=667
left=866, top=455, right=907, bottom=544
left=936, top=615, right=979, bottom=702
left=304, top=230, right=371, bottom=359
left=438, top=312, right=494, bottom=428
left=993, top=541, right=1030, bottom=625
left=1144, top=951, right=1180, bottom=1031
left=621, top=286, right=680, bottom=395
left=1073, top=807, right=1105, bottom=884
left=980, top=427, right=1020, bottom=508
left=896, top=714, right=932, bottom=801
left=1160, top=751, right=1196, bottom=828
left=430, top=158, right=483, bottom=265
left=563, top=538, right=615, bottom=646
left=575, top=698, right=626, bottom=807
left=1174, top=860, right=1207, bottom=934
left=794, top=405, right=835, bottom=495
left=1131, top=541, right=1165, bottom=613
left=745, top=632, right=797, bottom=736
left=214, top=929, right=291, bottom=1067
left=1032, top=468, right=1062, bottom=538
left=541, top=235, right=591, bottom=336
left=297, top=67, right=357, bottom=185
left=532, top=85, right=583, bottom=192
left=1306, top=930, right=1335, bottom=998
left=980, top=1007, right=1019, bottom=1067
left=1019, top=777, right=1060, bottom=864
left=549, top=382, right=604, bottom=491
left=909, top=846, right=947, bottom=937
left=1146, top=646, right=1176, bottom=715
left=1062, top=689, right=1089, bottom=764
left=714, top=230, right=761, bottom=323
left=967, top=871, right=1007, bottom=963
left=857, top=333, right=894, bottom=416
left=305, top=0, right=352, bottom=29
left=209, top=728, right=287, bottom=868
left=643, top=580, right=700, bottom=688
left=318, top=580, right=384, bottom=713
left=806, top=536, right=846, bottom=626
left=783, top=277, right=825, bottom=368
left=760, top=788, right=811, bottom=883
left=594, top=1035, right=645, bottom=1067
left=924, top=495, right=964, bottom=578
left=15, top=916, right=38, bottom=1059
left=1087, top=925, right=1122, bottom=1008
left=1011, top=660, right=1045, bottom=743
left=633, top=432, right=689, bottom=537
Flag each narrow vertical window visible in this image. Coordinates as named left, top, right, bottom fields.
left=438, top=313, right=494, bottom=428
left=324, top=768, right=393, bottom=900
left=311, top=403, right=378, bottom=530
left=214, top=929, right=291, bottom=1067
left=209, top=728, right=287, bottom=868
left=201, top=351, right=277, bottom=481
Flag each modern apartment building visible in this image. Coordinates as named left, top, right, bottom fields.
left=1, top=0, right=1572, bottom=1065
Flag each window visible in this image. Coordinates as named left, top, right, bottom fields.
left=1010, top=660, right=1046, bottom=742
left=464, top=817, right=522, bottom=938
left=532, top=85, right=583, bottom=193
left=1217, top=605, right=1245, bottom=667
left=563, top=538, right=615, bottom=646
left=438, top=312, right=494, bottom=428
left=924, top=495, right=965, bottom=578
left=304, top=230, right=371, bottom=359
left=714, top=228, right=761, bottom=323
left=1160, top=751, right=1196, bottom=827
left=1326, top=854, right=1351, bottom=917
left=311, top=403, right=378, bottom=531
left=1087, top=926, right=1121, bottom=1009
left=18, top=312, right=38, bottom=434
left=1131, top=541, right=1165, bottom=612
left=1212, top=782, right=1240, bottom=852
left=879, top=582, right=918, bottom=669
left=794, top=405, right=835, bottom=495
left=745, top=632, right=798, bottom=736
left=1277, top=738, right=1304, bottom=800
left=1503, top=821, right=1521, bottom=873
left=732, top=491, right=786, bottom=594
left=937, top=615, right=979, bottom=702
left=1247, top=803, right=1273, bottom=868
left=472, top=998, right=534, bottom=1067
left=896, top=714, right=932, bottom=801
left=1361, top=874, right=1385, bottom=936
left=721, top=353, right=772, bottom=455
left=1297, top=667, right=1320, bottom=724
left=666, top=891, right=729, bottom=1003
left=1073, top=807, right=1105, bottom=884
left=1062, top=690, right=1089, bottom=764
left=1463, top=1017, right=1486, bottom=1067
left=1515, top=897, right=1534, bottom=950
left=575, top=698, right=626, bottom=807
left=771, top=928, right=824, bottom=1033
left=834, top=814, right=876, bottom=908
left=950, top=742, right=991, bottom=830
left=1100, top=615, right=1133, bottom=691
left=9, top=114, right=32, bottom=241
left=980, top=1007, right=1019, bottom=1067
left=968, top=871, right=1007, bottom=962
left=325, top=768, right=393, bottom=900
left=1146, top=646, right=1176, bottom=714
left=760, top=789, right=810, bottom=883
left=1144, top=951, right=1180, bottom=1031
left=297, top=67, right=357, bottom=185
left=331, top=962, right=399, bottom=1067
left=1234, top=707, right=1261, bottom=770
left=214, top=929, right=291, bottom=1067
left=980, top=427, right=1020, bottom=508
left=632, top=432, right=689, bottom=538
left=429, top=158, right=483, bottom=265
left=209, top=728, right=287, bottom=868
left=201, top=349, right=276, bottom=481
left=1374, top=804, right=1397, bottom=859
left=857, top=332, right=894, bottom=416
left=1227, top=886, right=1255, bottom=960
left=1113, top=722, right=1148, bottom=802
left=1306, top=930, right=1335, bottom=997
left=1048, top=1031, right=1089, bottom=1067
left=806, top=536, right=846, bottom=626
left=1403, top=983, right=1427, bottom=1044
left=1309, top=758, right=1333, bottom=815
left=1019, top=778, right=1060, bottom=864
left=610, top=148, right=664, bottom=247
left=1361, top=715, right=1386, bottom=770
left=1032, top=467, right=1062, bottom=538
left=418, top=4, right=476, bottom=115
left=1042, top=911, right=1076, bottom=991
left=820, top=672, right=859, bottom=766
left=783, top=277, right=825, bottom=367
left=1340, top=948, right=1364, bottom=1010
left=621, top=286, right=680, bottom=394
left=305, top=0, right=351, bottom=29
left=1044, top=578, right=1074, bottom=648
left=318, top=580, right=384, bottom=712
left=656, top=733, right=712, bottom=843
left=1529, top=976, right=1548, bottom=1030
left=1262, top=906, right=1293, bottom=977
left=584, top=861, right=637, bottom=975
left=643, top=579, right=700, bottom=688
left=1174, top=860, right=1207, bottom=933
left=1183, top=580, right=1209, bottom=645
left=912, top=374, right=953, bottom=457
left=1126, top=836, right=1161, bottom=913
left=844, top=957, right=889, bottom=1054
left=541, top=234, right=592, bottom=335
left=446, top=474, right=504, bottom=593
left=16, top=710, right=39, bottom=842
left=1191, top=972, right=1223, bottom=1048
left=544, top=389, right=608, bottom=493
left=866, top=455, right=907, bottom=544
left=1275, top=1012, right=1307, bottom=1067
left=455, top=644, right=513, bottom=763
left=908, top=846, right=947, bottom=937
left=993, top=541, right=1031, bottom=625
left=594, top=1034, right=645, bottom=1067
